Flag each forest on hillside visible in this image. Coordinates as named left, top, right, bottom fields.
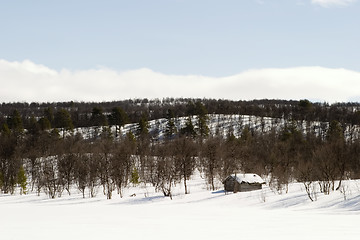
left=1, top=98, right=360, bottom=201
left=2, top=98, right=360, bottom=128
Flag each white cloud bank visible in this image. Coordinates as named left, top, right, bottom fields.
left=1, top=59, right=360, bottom=103
left=311, top=0, right=357, bottom=7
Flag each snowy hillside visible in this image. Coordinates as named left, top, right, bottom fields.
left=2, top=171, right=360, bottom=240
left=74, top=114, right=360, bottom=141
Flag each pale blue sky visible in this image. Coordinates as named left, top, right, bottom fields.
left=1, top=0, right=359, bottom=77
left=1, top=0, right=360, bottom=103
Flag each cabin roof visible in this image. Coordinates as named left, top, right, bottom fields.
left=225, top=173, right=265, bottom=184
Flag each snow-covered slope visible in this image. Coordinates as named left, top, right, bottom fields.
left=73, top=114, right=360, bottom=141
left=2, top=171, right=360, bottom=240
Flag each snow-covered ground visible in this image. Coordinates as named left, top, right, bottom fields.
left=2, top=172, right=360, bottom=240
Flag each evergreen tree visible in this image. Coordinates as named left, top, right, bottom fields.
left=240, top=125, right=252, bottom=142
left=327, top=120, right=344, bottom=143
left=126, top=131, right=137, bottom=146
left=90, top=107, right=108, bottom=139
left=298, top=99, right=313, bottom=121
left=109, top=107, right=129, bottom=137
left=28, top=116, right=40, bottom=136
left=186, top=100, right=196, bottom=116
left=91, top=107, right=108, bottom=126
left=130, top=167, right=140, bottom=185
left=54, top=109, right=74, bottom=138
left=7, top=110, right=24, bottom=136
left=1, top=123, right=11, bottom=137
left=181, top=116, right=196, bottom=138
left=17, top=166, right=27, bottom=195
left=165, top=109, right=177, bottom=139
left=137, top=113, right=149, bottom=137
left=38, top=117, right=51, bottom=131
left=101, top=126, right=113, bottom=140
left=195, top=101, right=209, bottom=138
left=44, top=107, right=54, bottom=126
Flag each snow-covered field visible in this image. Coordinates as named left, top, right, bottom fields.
left=2, top=172, right=360, bottom=240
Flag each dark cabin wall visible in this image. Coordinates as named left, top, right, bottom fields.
left=224, top=177, right=236, bottom=192
left=224, top=177, right=262, bottom=192
left=235, top=182, right=262, bottom=192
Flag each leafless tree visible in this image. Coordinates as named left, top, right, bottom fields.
left=41, top=156, right=63, bottom=199
left=173, top=137, right=196, bottom=194
left=153, top=143, right=179, bottom=199
left=200, top=137, right=221, bottom=191
left=111, top=139, right=134, bottom=197
left=95, top=139, right=115, bottom=199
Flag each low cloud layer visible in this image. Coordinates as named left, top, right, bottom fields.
left=1, top=59, right=360, bottom=103
left=311, top=0, right=357, bottom=7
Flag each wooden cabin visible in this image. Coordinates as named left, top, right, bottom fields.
left=223, top=173, right=265, bottom=193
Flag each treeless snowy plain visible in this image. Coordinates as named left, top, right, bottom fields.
left=1, top=173, right=360, bottom=240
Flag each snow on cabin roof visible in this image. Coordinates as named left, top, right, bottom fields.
left=230, top=173, right=265, bottom=184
